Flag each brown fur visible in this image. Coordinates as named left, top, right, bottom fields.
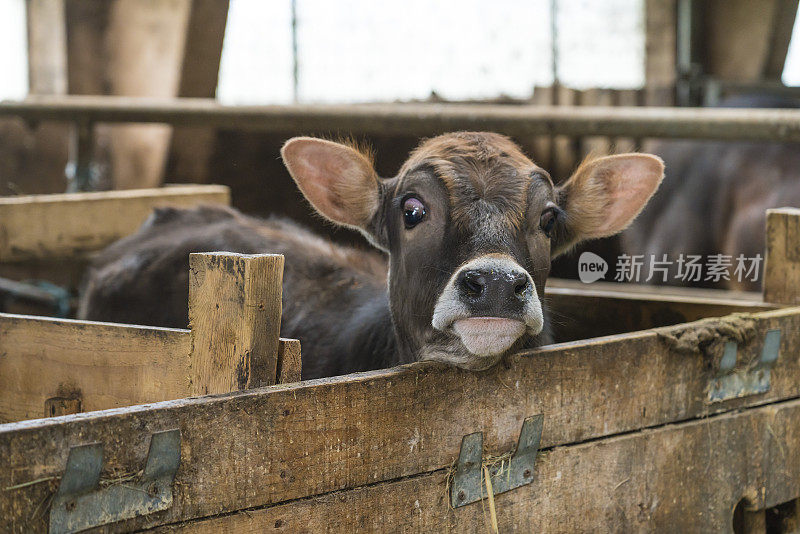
left=81, top=132, right=663, bottom=377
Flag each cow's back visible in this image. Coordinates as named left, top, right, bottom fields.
left=623, top=95, right=800, bottom=290
left=79, top=205, right=396, bottom=378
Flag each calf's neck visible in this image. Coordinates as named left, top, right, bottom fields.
left=79, top=132, right=663, bottom=378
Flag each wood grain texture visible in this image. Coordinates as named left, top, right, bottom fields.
left=188, top=252, right=284, bottom=394
left=0, top=312, right=300, bottom=423
left=276, top=338, right=301, bottom=384
left=0, top=185, right=230, bottom=262
left=1, top=306, right=798, bottom=532
left=0, top=313, right=191, bottom=424
left=545, top=282, right=775, bottom=342
left=150, top=398, right=800, bottom=533
left=764, top=208, right=800, bottom=305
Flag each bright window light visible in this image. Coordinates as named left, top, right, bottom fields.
left=557, top=0, right=645, bottom=89
left=217, top=0, right=294, bottom=104
left=217, top=0, right=646, bottom=104
left=0, top=0, right=29, bottom=100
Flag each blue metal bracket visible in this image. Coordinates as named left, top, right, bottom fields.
left=49, top=429, right=181, bottom=534
left=450, top=415, right=543, bottom=508
left=708, top=329, right=781, bottom=403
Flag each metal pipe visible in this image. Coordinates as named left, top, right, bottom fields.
left=3, top=96, right=800, bottom=142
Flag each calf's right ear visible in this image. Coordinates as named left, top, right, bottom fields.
left=553, top=153, right=664, bottom=256
left=281, top=137, right=383, bottom=235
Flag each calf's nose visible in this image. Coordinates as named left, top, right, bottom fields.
left=457, top=268, right=532, bottom=312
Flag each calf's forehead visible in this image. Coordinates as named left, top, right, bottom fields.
left=395, top=133, right=554, bottom=232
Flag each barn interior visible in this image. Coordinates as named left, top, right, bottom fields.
left=3, top=0, right=800, bottom=321
left=4, top=2, right=800, bottom=532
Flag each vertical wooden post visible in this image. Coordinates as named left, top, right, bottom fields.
left=27, top=0, right=68, bottom=95
left=276, top=339, right=302, bottom=384
left=189, top=252, right=284, bottom=396
left=764, top=208, right=800, bottom=305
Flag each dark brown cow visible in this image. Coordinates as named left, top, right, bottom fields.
left=623, top=95, right=800, bottom=291
left=79, top=132, right=663, bottom=378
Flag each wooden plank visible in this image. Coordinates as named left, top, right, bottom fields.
left=188, top=253, right=283, bottom=395
left=9, top=98, right=800, bottom=143
left=704, top=0, right=781, bottom=81
left=151, top=398, right=800, bottom=533
left=644, top=0, right=677, bottom=106
left=0, top=313, right=191, bottom=424
left=276, top=338, right=302, bottom=384
left=612, top=89, right=640, bottom=152
left=530, top=85, right=554, bottom=169
left=552, top=87, right=578, bottom=180
left=0, top=185, right=231, bottom=262
left=763, top=0, right=800, bottom=80
left=1, top=306, right=799, bottom=531
left=0, top=311, right=300, bottom=423
left=764, top=208, right=800, bottom=305
left=545, top=282, right=776, bottom=342
left=579, top=89, right=613, bottom=158
left=167, top=0, right=229, bottom=185
left=26, top=0, right=68, bottom=95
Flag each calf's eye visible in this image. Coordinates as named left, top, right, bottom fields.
left=539, top=206, right=560, bottom=238
left=403, top=197, right=426, bottom=228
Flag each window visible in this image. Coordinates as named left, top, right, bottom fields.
left=217, top=0, right=645, bottom=104
left=0, top=0, right=28, bottom=100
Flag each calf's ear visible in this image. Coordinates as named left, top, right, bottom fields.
left=282, top=137, right=385, bottom=243
left=553, top=153, right=664, bottom=256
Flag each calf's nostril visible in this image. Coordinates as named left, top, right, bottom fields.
left=514, top=279, right=530, bottom=296
left=460, top=271, right=486, bottom=296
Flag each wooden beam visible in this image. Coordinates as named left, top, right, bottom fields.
left=150, top=399, right=800, bottom=533
left=167, top=0, right=229, bottom=185
left=189, top=253, right=284, bottom=394
left=0, top=311, right=300, bottom=423
left=26, top=0, right=68, bottom=95
left=8, top=98, right=800, bottom=142
left=0, top=185, right=230, bottom=262
left=763, top=0, right=800, bottom=79
left=545, top=280, right=775, bottom=342
left=276, top=338, right=302, bottom=384
left=1, top=306, right=799, bottom=530
left=764, top=208, right=800, bottom=305
left=645, top=0, right=677, bottom=106
left=0, top=313, right=191, bottom=423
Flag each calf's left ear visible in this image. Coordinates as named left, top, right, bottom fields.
left=553, top=153, right=664, bottom=256
left=281, top=136, right=382, bottom=232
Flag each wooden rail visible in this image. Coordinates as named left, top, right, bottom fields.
left=0, top=204, right=798, bottom=531
left=4, top=95, right=800, bottom=141
left=0, top=252, right=299, bottom=424
left=2, top=305, right=799, bottom=531
left=0, top=185, right=231, bottom=263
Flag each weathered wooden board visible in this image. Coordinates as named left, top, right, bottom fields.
left=0, top=313, right=190, bottom=424
left=0, top=313, right=299, bottom=424
left=545, top=281, right=775, bottom=341
left=1, top=306, right=798, bottom=531
left=189, top=253, right=283, bottom=394
left=152, top=398, right=800, bottom=533
left=0, top=185, right=230, bottom=262
left=764, top=207, right=800, bottom=306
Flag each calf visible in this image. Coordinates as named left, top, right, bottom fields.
left=79, top=132, right=663, bottom=378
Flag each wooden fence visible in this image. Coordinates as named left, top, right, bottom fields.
left=0, top=207, right=798, bottom=531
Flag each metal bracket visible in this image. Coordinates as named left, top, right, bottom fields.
left=49, top=429, right=181, bottom=534
left=450, top=414, right=543, bottom=508
left=708, top=329, right=781, bottom=403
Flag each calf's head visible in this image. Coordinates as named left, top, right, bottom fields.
left=282, top=132, right=663, bottom=370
